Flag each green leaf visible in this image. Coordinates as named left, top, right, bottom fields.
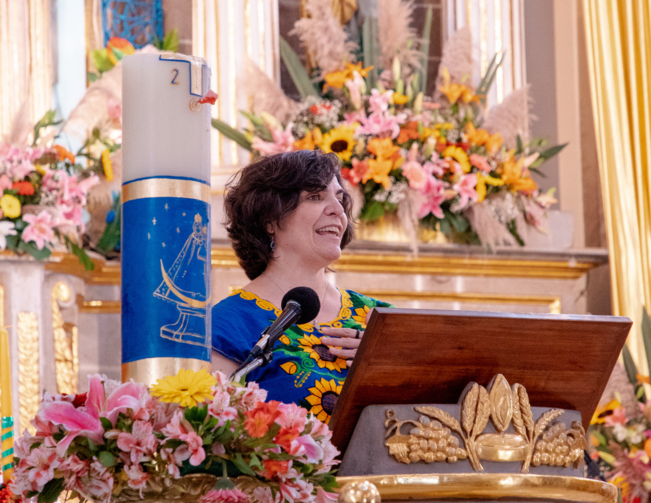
left=68, top=237, right=95, bottom=271
left=477, top=52, right=504, bottom=98
left=362, top=17, right=380, bottom=88
left=279, top=36, right=318, bottom=98
left=240, top=110, right=265, bottom=127
left=92, top=48, right=114, bottom=73
left=418, top=6, right=433, bottom=93
left=100, top=417, right=113, bottom=431
left=642, top=308, right=651, bottom=380
left=98, top=451, right=116, bottom=467
left=87, top=72, right=99, bottom=83
left=215, top=477, right=236, bottom=490
left=233, top=453, right=256, bottom=476
left=590, top=430, right=606, bottom=445
left=538, top=143, right=568, bottom=160
left=37, top=478, right=65, bottom=503
left=211, top=119, right=253, bottom=152
left=18, top=239, right=51, bottom=260
left=516, top=135, right=523, bottom=155
left=111, top=46, right=126, bottom=62
left=506, top=219, right=525, bottom=246
left=360, top=200, right=385, bottom=221
left=249, top=453, right=262, bottom=469
left=163, top=28, right=180, bottom=52
left=184, top=404, right=208, bottom=424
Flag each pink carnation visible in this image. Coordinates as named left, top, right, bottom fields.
left=200, top=489, right=250, bottom=503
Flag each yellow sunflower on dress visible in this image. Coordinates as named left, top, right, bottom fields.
left=150, top=368, right=216, bottom=407
left=299, top=334, right=347, bottom=372
left=305, top=378, right=343, bottom=424
left=321, top=126, right=356, bottom=162
left=352, top=306, right=371, bottom=328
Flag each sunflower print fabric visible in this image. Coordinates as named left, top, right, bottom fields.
left=212, top=288, right=392, bottom=424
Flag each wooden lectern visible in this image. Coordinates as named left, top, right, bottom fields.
left=331, top=308, right=632, bottom=503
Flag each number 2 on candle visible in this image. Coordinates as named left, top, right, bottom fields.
left=171, top=69, right=180, bottom=85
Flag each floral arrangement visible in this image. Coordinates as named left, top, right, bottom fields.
left=588, top=311, right=651, bottom=502
left=9, top=369, right=338, bottom=503
left=0, top=112, right=101, bottom=268
left=214, top=0, right=564, bottom=247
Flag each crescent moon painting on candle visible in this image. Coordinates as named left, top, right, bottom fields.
left=153, top=213, right=211, bottom=347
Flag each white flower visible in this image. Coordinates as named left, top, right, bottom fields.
left=612, top=423, right=628, bottom=442
left=0, top=220, right=17, bottom=250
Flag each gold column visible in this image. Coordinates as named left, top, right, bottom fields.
left=18, top=312, right=39, bottom=435
left=52, top=282, right=79, bottom=395
left=583, top=0, right=651, bottom=371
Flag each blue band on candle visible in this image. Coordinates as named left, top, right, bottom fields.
left=1, top=417, right=13, bottom=428
left=122, top=177, right=211, bottom=365
left=2, top=462, right=13, bottom=471
left=2, top=447, right=13, bottom=456
left=1, top=432, right=11, bottom=442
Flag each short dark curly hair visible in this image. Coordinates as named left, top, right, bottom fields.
left=224, top=150, right=355, bottom=280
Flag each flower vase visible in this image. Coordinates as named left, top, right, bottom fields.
left=357, top=214, right=448, bottom=244
left=113, top=473, right=218, bottom=503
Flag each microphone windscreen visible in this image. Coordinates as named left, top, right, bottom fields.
left=281, top=286, right=321, bottom=324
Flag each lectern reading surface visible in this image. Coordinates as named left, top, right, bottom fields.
left=330, top=308, right=631, bottom=453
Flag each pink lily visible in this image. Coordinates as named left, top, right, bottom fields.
left=22, top=211, right=56, bottom=250
left=252, top=124, right=295, bottom=155
left=451, top=173, right=478, bottom=211
left=357, top=111, right=405, bottom=139
left=368, top=88, right=393, bottom=114
left=39, top=401, right=104, bottom=457
left=417, top=175, right=447, bottom=219
left=401, top=144, right=428, bottom=190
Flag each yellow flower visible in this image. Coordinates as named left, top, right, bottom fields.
left=280, top=362, right=298, bottom=375
left=500, top=151, right=524, bottom=184
left=101, top=149, right=113, bottom=181
left=293, top=128, right=323, bottom=151
left=485, top=132, right=504, bottom=155
left=0, top=194, right=21, bottom=218
left=439, top=68, right=481, bottom=105
left=150, top=368, right=216, bottom=407
left=591, top=398, right=620, bottom=425
left=420, top=127, right=435, bottom=141
left=305, top=378, right=343, bottom=424
left=279, top=335, right=291, bottom=345
left=442, top=146, right=471, bottom=173
left=393, top=92, right=408, bottom=105
left=321, top=126, right=356, bottom=161
left=363, top=158, right=393, bottom=190
left=465, top=122, right=490, bottom=146
left=34, top=164, right=46, bottom=175
left=299, top=334, right=347, bottom=372
left=345, top=62, right=373, bottom=78
left=476, top=173, right=505, bottom=202
left=324, top=69, right=350, bottom=89
left=367, top=137, right=400, bottom=161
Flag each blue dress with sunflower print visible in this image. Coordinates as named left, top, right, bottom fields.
left=211, top=289, right=392, bottom=424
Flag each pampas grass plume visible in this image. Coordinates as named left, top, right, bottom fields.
left=482, top=86, right=532, bottom=148
left=378, top=0, right=421, bottom=72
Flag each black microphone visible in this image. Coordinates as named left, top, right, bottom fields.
left=248, top=287, right=321, bottom=358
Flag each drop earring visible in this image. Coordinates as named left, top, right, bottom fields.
left=270, top=236, right=276, bottom=253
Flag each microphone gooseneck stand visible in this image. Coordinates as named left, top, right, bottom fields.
left=231, top=346, right=275, bottom=383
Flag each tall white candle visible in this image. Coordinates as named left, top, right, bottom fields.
left=122, top=53, right=211, bottom=183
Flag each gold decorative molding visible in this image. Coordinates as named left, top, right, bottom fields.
left=358, top=290, right=562, bottom=314
left=384, top=375, right=586, bottom=473
left=52, top=282, right=79, bottom=394
left=76, top=294, right=121, bottom=314
left=17, top=312, right=39, bottom=435
left=37, top=245, right=603, bottom=286
left=335, top=474, right=616, bottom=503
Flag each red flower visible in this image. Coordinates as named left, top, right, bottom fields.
left=72, top=392, right=88, bottom=408
left=0, top=484, right=20, bottom=503
left=309, top=104, right=332, bottom=115
left=435, top=139, right=448, bottom=154
left=244, top=401, right=281, bottom=438
left=455, top=142, right=471, bottom=151
left=263, top=459, right=289, bottom=477
left=198, top=90, right=218, bottom=105
left=274, top=426, right=300, bottom=452
left=11, top=181, right=34, bottom=196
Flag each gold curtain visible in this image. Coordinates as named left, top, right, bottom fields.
left=583, top=0, right=651, bottom=372
left=0, top=0, right=52, bottom=140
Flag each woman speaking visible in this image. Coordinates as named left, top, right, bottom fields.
left=211, top=150, right=391, bottom=424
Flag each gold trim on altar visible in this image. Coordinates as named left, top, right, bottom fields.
left=122, top=357, right=211, bottom=387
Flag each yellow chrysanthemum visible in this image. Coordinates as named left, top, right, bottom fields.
left=299, top=334, right=347, bottom=372
left=150, top=368, right=216, bottom=407
left=0, top=194, right=21, bottom=218
left=442, top=146, right=471, bottom=173
left=305, top=378, right=343, bottom=424
left=101, top=149, right=114, bottom=181
left=321, top=126, right=356, bottom=162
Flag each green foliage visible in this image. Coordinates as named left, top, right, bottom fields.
left=211, top=119, right=253, bottom=151
left=476, top=52, right=504, bottom=102
left=98, top=451, right=116, bottom=467
left=92, top=48, right=114, bottom=73
left=58, top=232, right=95, bottom=271
left=360, top=200, right=385, bottom=221
left=362, top=17, right=380, bottom=89
left=417, top=7, right=433, bottom=94
left=33, top=110, right=61, bottom=147
left=97, top=194, right=121, bottom=255
left=37, top=478, right=65, bottom=503
left=279, top=36, right=319, bottom=98
left=154, top=28, right=180, bottom=52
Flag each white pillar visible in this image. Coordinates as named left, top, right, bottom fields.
left=446, top=0, right=526, bottom=107
left=193, top=0, right=279, bottom=177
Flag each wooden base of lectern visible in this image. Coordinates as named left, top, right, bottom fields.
left=335, top=474, right=617, bottom=503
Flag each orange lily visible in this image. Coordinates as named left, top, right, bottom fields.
left=345, top=62, right=373, bottom=78
left=363, top=158, right=393, bottom=189
left=54, top=145, right=75, bottom=163
left=393, top=92, right=408, bottom=105
left=293, top=128, right=322, bottom=151
left=367, top=138, right=400, bottom=161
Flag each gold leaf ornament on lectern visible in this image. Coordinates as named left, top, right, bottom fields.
left=384, top=375, right=585, bottom=473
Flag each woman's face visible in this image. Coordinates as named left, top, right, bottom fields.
left=273, top=177, right=348, bottom=268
